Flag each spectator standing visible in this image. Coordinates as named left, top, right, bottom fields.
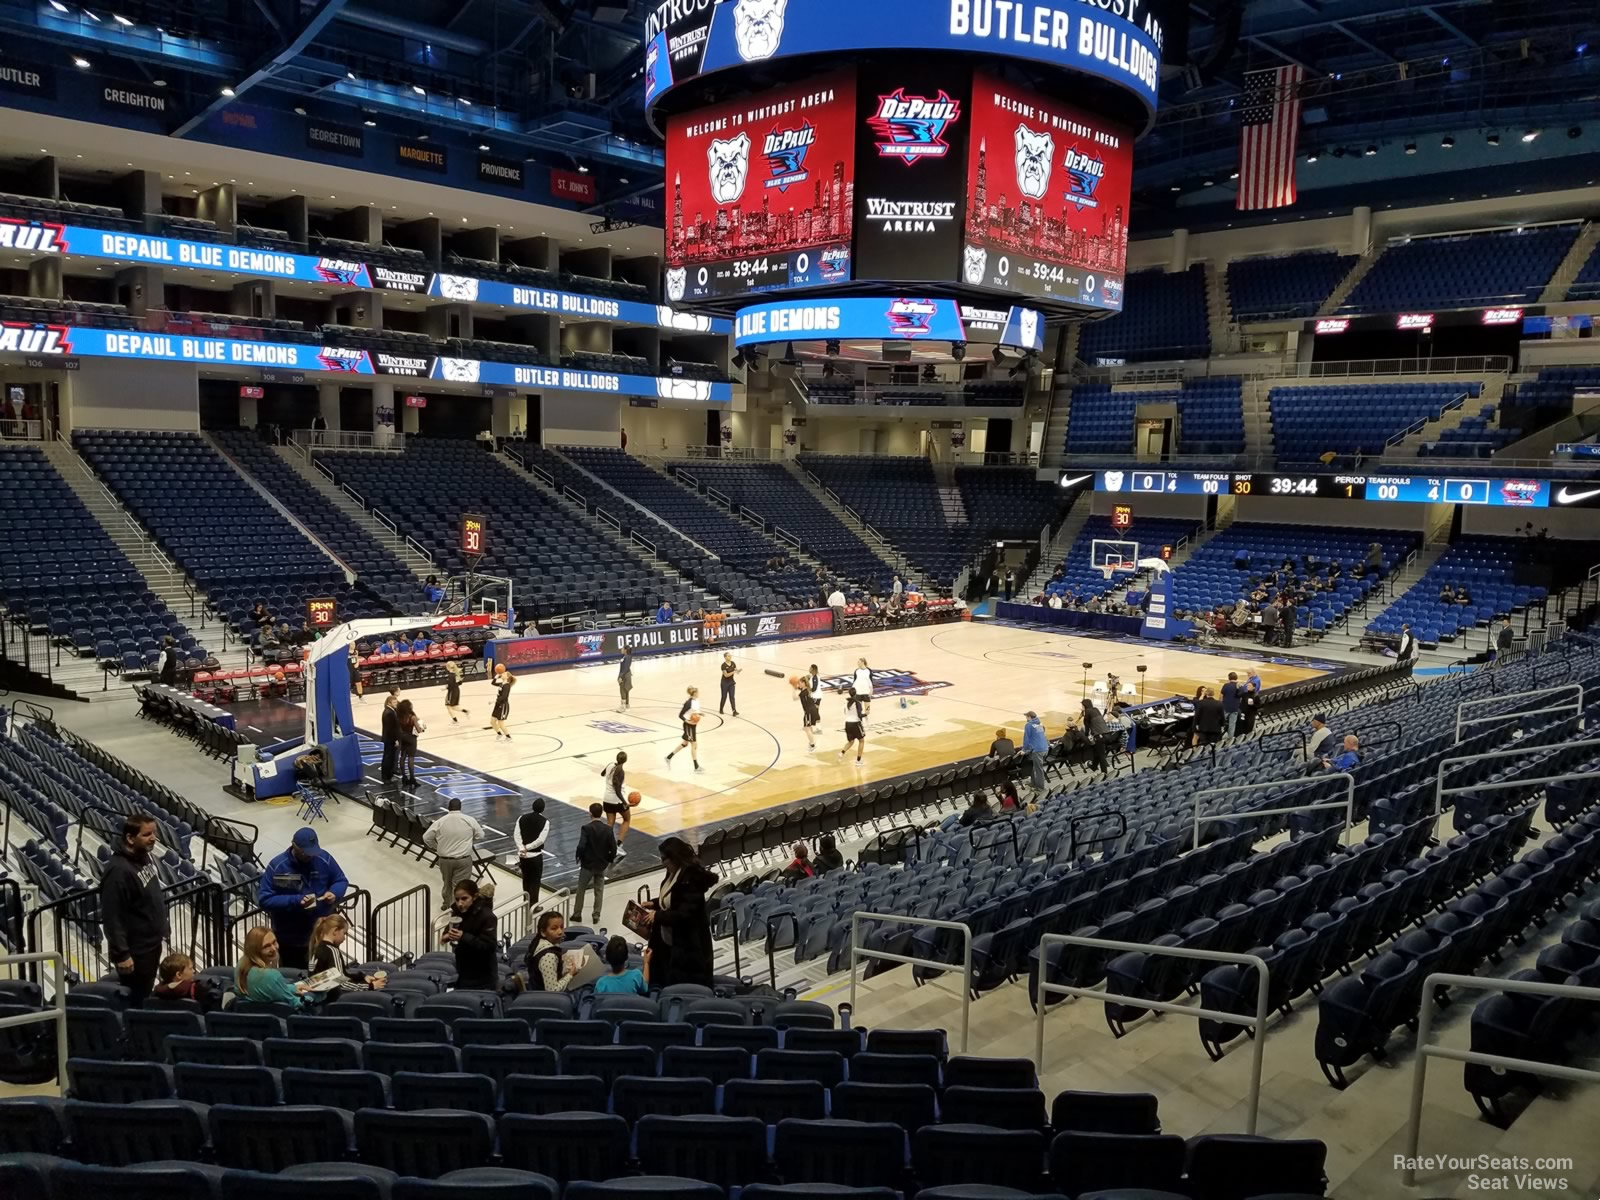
left=1239, top=680, right=1263, bottom=736
left=1396, top=623, right=1418, bottom=664
left=442, top=879, right=499, bottom=991
left=828, top=585, right=847, bottom=632
left=646, top=837, right=717, bottom=988
left=99, top=814, right=167, bottom=1007
left=1192, top=687, right=1226, bottom=747
left=892, top=575, right=903, bottom=605
left=1021, top=710, right=1049, bottom=794
left=1260, top=600, right=1280, bottom=645
left=1003, top=568, right=1014, bottom=601
left=235, top=926, right=309, bottom=1008
left=395, top=698, right=423, bottom=785
left=258, top=828, right=348, bottom=969
left=617, top=646, right=634, bottom=712
left=424, top=798, right=483, bottom=907
left=1280, top=599, right=1297, bottom=648
left=156, top=636, right=179, bottom=686
left=515, top=798, right=549, bottom=908
left=574, top=803, right=617, bottom=925
left=594, top=935, right=649, bottom=996
left=380, top=689, right=401, bottom=783
left=1220, top=672, right=1242, bottom=738
left=1495, top=616, right=1514, bottom=663
left=1080, top=698, right=1112, bottom=776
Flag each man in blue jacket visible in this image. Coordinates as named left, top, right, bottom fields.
left=258, top=827, right=349, bottom=969
left=1022, top=710, right=1049, bottom=797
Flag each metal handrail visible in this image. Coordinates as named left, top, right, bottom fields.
left=1033, top=934, right=1272, bottom=1134
left=849, top=912, right=972, bottom=1051
left=1068, top=808, right=1126, bottom=859
left=1192, top=773, right=1357, bottom=850
left=1402, top=972, right=1600, bottom=1189
left=1455, top=683, right=1584, bottom=741
left=1257, top=727, right=1310, bottom=761
left=971, top=815, right=1021, bottom=862
left=0, top=951, right=68, bottom=1085
left=1432, top=737, right=1600, bottom=821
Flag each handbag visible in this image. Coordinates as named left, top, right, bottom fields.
left=621, top=900, right=654, bottom=938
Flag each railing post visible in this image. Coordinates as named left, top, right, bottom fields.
left=849, top=911, right=972, bottom=1051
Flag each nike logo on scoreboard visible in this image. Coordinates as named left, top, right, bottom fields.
left=1555, top=485, right=1600, bottom=506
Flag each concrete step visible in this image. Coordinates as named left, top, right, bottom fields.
left=274, top=445, right=437, bottom=582
left=785, top=460, right=933, bottom=592
left=1540, top=221, right=1598, bottom=304
left=1318, top=244, right=1383, bottom=316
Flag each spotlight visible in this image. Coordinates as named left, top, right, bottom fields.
left=951, top=341, right=966, bottom=362
left=1306, top=151, right=1319, bottom=163
left=478, top=143, right=490, bottom=151
left=1169, top=184, right=1181, bottom=192
left=992, top=346, right=1005, bottom=364
left=781, top=342, right=798, bottom=365
left=824, top=339, right=839, bottom=356
left=220, top=86, right=235, bottom=96
left=1486, top=132, right=1500, bottom=146
left=47, top=0, right=68, bottom=11
left=412, top=84, right=426, bottom=95
left=1404, top=143, right=1417, bottom=155
left=1364, top=145, right=1378, bottom=156
left=822, top=362, right=837, bottom=379
left=922, top=363, right=939, bottom=383
left=111, top=11, right=131, bottom=24
left=1441, top=135, right=1455, bottom=149
left=1521, top=128, right=1540, bottom=142
left=72, top=55, right=90, bottom=68
left=577, top=164, right=591, bottom=174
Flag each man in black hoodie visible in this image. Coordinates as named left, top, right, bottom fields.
left=99, top=814, right=168, bottom=1006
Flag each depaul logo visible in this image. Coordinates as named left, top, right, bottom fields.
left=1063, top=147, right=1105, bottom=209
left=577, top=633, right=605, bottom=657
left=886, top=298, right=939, bottom=337
left=763, top=121, right=814, bottom=192
left=0, top=218, right=67, bottom=254
left=820, top=247, right=850, bottom=280
left=869, top=90, right=961, bottom=164
left=1103, top=277, right=1124, bottom=303
left=0, top=321, right=71, bottom=354
left=822, top=668, right=951, bottom=697
left=317, top=346, right=370, bottom=372
left=315, top=258, right=369, bottom=287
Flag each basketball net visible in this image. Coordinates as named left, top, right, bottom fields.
left=1099, top=561, right=1133, bottom=583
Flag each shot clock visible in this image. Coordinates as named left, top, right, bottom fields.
left=306, top=597, right=337, bottom=630
left=460, top=513, right=487, bottom=560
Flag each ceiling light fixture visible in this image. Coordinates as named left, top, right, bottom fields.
left=293, top=106, right=306, bottom=115
left=363, top=118, right=376, bottom=126
left=412, top=84, right=426, bottom=95
left=112, top=12, right=132, bottom=24
left=478, top=143, right=490, bottom=151
left=83, top=8, right=101, bottom=21
left=1404, top=143, right=1416, bottom=155
left=1364, top=145, right=1377, bottom=156
left=47, top=0, right=69, bottom=11
left=220, top=86, right=235, bottom=96
left=72, top=55, right=90, bottom=68
left=1486, top=131, right=1500, bottom=146
left=1441, top=135, right=1455, bottom=149
left=1521, top=128, right=1540, bottom=142
left=1306, top=151, right=1319, bottom=163
left=577, top=163, right=591, bottom=173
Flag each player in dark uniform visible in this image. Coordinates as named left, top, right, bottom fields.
left=839, top=693, right=867, bottom=764
left=718, top=652, right=740, bottom=716
left=600, top=751, right=631, bottom=860
left=443, top=659, right=469, bottom=723
left=617, top=647, right=634, bottom=712
left=485, top=664, right=515, bottom=739
left=666, top=686, right=702, bottom=772
left=796, top=674, right=821, bottom=749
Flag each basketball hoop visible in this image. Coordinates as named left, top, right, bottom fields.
left=1099, top=560, right=1134, bottom=583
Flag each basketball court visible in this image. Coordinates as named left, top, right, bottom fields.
left=231, top=619, right=1337, bottom=885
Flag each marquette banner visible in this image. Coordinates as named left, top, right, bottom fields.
left=490, top=607, right=836, bottom=671
left=0, top=216, right=730, bottom=334
left=0, top=322, right=734, bottom=402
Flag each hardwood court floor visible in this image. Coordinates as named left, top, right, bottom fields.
left=394, top=621, right=1330, bottom=839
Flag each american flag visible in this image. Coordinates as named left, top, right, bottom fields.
left=1237, top=65, right=1304, bottom=211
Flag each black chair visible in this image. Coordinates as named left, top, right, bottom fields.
left=66, top=1058, right=173, bottom=1103
left=635, top=1114, right=768, bottom=1190
left=392, top=1168, right=558, bottom=1200
left=452, top=1019, right=532, bottom=1047
left=167, top=1035, right=261, bottom=1067
left=211, top=1104, right=354, bottom=1172
left=847, top=1051, right=940, bottom=1088
left=662, top=1045, right=751, bottom=1085
left=222, top=1164, right=396, bottom=1200
left=560, top=1044, right=656, bottom=1089
left=755, top=1048, right=845, bottom=1089
left=64, top=1099, right=209, bottom=1165
left=392, top=1071, right=497, bottom=1114
left=264, top=1037, right=364, bottom=1071
left=1048, top=1131, right=1188, bottom=1197
left=721, top=1079, right=828, bottom=1124
left=941, top=1086, right=1048, bottom=1132
left=831, top=1081, right=937, bottom=1131
left=915, top=1125, right=1048, bottom=1193
left=565, top=1178, right=723, bottom=1200
left=0, top=1098, right=68, bottom=1154
left=47, top=1160, right=217, bottom=1200
left=502, top=1073, right=609, bottom=1115
left=354, top=1108, right=495, bottom=1178
left=124, top=1009, right=202, bottom=1062
left=943, top=1056, right=1037, bottom=1090
left=1050, top=1091, right=1161, bottom=1135
left=1183, top=1135, right=1329, bottom=1200
left=175, top=1062, right=280, bottom=1106
left=371, top=1018, right=451, bottom=1045
left=773, top=1119, right=908, bottom=1189
left=536, top=1019, right=613, bottom=1054
left=497, top=1112, right=630, bottom=1183
left=612, top=1075, right=718, bottom=1123
left=363, top=1041, right=461, bottom=1075
left=282, top=1067, right=390, bottom=1111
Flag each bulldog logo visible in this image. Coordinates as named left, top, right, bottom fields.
left=1104, top=470, right=1125, bottom=492
left=708, top=133, right=751, bottom=205
left=1014, top=124, right=1054, bottom=201
left=1020, top=309, right=1038, bottom=348
left=732, top=0, right=785, bottom=61
left=657, top=305, right=712, bottom=332
left=439, top=357, right=481, bottom=384
left=657, top=378, right=713, bottom=401
left=963, top=244, right=987, bottom=285
left=665, top=267, right=687, bottom=302
left=437, top=274, right=480, bottom=302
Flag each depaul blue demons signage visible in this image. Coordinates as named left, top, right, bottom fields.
left=0, top=217, right=731, bottom=336
left=646, top=0, right=1163, bottom=125
left=733, top=296, right=1045, bottom=351
left=0, top=322, right=733, bottom=402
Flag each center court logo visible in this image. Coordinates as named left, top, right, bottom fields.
left=823, top=668, right=952, bottom=697
left=869, top=90, right=961, bottom=163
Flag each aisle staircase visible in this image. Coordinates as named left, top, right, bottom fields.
left=1015, top=490, right=1091, bottom=598
left=271, top=445, right=437, bottom=585
left=1042, top=382, right=1074, bottom=467
left=1539, top=220, right=1598, bottom=304
left=1242, top=378, right=1276, bottom=458
left=1205, top=261, right=1240, bottom=354
left=938, top=485, right=968, bottom=525
left=1317, top=244, right=1383, bottom=316
left=784, top=460, right=933, bottom=594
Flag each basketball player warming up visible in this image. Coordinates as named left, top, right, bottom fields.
left=666, top=685, right=703, bottom=772
left=840, top=691, right=867, bottom=764
left=601, top=750, right=631, bottom=860
left=794, top=670, right=821, bottom=749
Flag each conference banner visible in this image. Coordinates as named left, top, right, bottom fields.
left=0, top=216, right=730, bottom=335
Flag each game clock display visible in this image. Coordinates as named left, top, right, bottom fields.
left=460, top=513, right=488, bottom=558
left=306, top=597, right=338, bottom=629
left=1090, top=468, right=1554, bottom=508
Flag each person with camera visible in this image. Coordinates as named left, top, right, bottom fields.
left=258, top=828, right=349, bottom=969
left=442, top=879, right=499, bottom=991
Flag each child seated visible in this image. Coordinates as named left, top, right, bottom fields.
left=591, top=935, right=650, bottom=996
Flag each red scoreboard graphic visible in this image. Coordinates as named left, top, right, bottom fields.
left=961, top=71, right=1132, bottom=311
left=665, top=69, right=857, bottom=302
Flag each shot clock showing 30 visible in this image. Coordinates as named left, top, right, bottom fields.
left=460, top=513, right=488, bottom=559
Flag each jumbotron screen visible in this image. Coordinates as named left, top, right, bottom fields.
left=961, top=71, right=1132, bottom=312
left=665, top=68, right=857, bottom=303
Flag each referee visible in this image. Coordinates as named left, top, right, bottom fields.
left=718, top=652, right=741, bottom=717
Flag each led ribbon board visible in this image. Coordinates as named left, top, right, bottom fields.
left=732, top=296, right=1045, bottom=351
left=0, top=322, right=735, bottom=402
left=0, top=217, right=729, bottom=335
left=645, top=0, right=1164, bottom=130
